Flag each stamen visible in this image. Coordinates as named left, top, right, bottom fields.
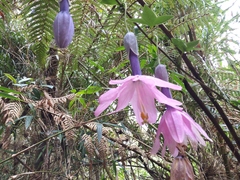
left=141, top=111, right=149, bottom=124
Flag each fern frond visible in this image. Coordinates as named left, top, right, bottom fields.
left=1, top=102, right=23, bottom=125
left=82, top=134, right=95, bottom=157
left=22, top=0, right=58, bottom=68
left=52, top=93, right=75, bottom=104
left=95, top=135, right=109, bottom=160
left=85, top=122, right=113, bottom=135
left=53, top=113, right=75, bottom=141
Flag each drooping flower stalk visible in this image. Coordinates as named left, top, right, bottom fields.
left=94, top=32, right=183, bottom=125
left=53, top=0, right=74, bottom=48
left=151, top=64, right=212, bottom=156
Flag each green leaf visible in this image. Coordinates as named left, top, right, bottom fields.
left=4, top=73, right=17, bottom=84
left=0, top=92, right=20, bottom=101
left=186, top=40, right=199, bottom=51
left=77, top=86, right=102, bottom=95
left=172, top=38, right=187, bottom=52
left=131, top=6, right=172, bottom=27
left=141, top=5, right=156, bottom=26
left=131, top=18, right=147, bottom=25
left=112, top=160, right=117, bottom=176
left=24, top=116, right=33, bottom=130
left=79, top=97, right=86, bottom=107
left=97, top=123, right=103, bottom=143
left=115, top=46, right=125, bottom=52
left=154, top=15, right=173, bottom=25
left=100, top=0, right=117, bottom=5
left=169, top=72, right=187, bottom=93
left=0, top=86, right=21, bottom=94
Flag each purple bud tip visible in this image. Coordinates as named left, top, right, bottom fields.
left=124, top=32, right=139, bottom=59
left=155, top=64, right=172, bottom=99
left=59, top=0, right=70, bottom=12
left=155, top=64, right=169, bottom=81
left=124, top=32, right=141, bottom=75
left=53, top=11, right=74, bottom=48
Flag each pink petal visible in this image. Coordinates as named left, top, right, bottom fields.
left=162, top=125, right=178, bottom=157
left=130, top=90, right=143, bottom=124
left=115, top=81, right=134, bottom=111
left=139, top=75, right=182, bottom=90
left=109, top=76, right=134, bottom=85
left=164, top=109, right=184, bottom=143
left=152, top=87, right=182, bottom=109
left=94, top=88, right=119, bottom=116
left=182, top=112, right=212, bottom=142
left=151, top=137, right=161, bottom=154
left=136, top=82, right=158, bottom=124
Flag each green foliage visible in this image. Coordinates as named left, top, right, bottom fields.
left=22, top=0, right=58, bottom=68
left=132, top=5, right=173, bottom=27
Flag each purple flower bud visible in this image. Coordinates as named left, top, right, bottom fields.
left=53, top=0, right=74, bottom=48
left=59, top=0, right=70, bottom=12
left=124, top=32, right=141, bottom=75
left=155, top=64, right=172, bottom=99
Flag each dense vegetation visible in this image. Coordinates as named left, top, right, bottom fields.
left=0, top=0, right=239, bottom=179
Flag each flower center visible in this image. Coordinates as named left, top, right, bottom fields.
left=140, top=105, right=149, bottom=124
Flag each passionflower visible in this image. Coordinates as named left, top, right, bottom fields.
left=151, top=64, right=212, bottom=156
left=53, top=0, right=74, bottom=48
left=94, top=33, right=182, bottom=125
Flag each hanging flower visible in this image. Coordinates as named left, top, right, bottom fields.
left=151, top=64, right=212, bottom=156
left=53, top=0, right=74, bottom=48
left=151, top=106, right=212, bottom=156
left=94, top=75, right=182, bottom=125
left=170, top=155, right=195, bottom=180
left=94, top=33, right=182, bottom=125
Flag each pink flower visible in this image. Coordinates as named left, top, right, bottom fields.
left=94, top=75, right=182, bottom=125
left=151, top=107, right=212, bottom=157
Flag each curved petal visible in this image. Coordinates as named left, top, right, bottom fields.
left=182, top=112, right=212, bottom=142
left=139, top=75, right=182, bottom=90
left=130, top=90, right=142, bottom=124
left=161, top=119, right=178, bottom=157
left=115, top=81, right=135, bottom=111
left=151, top=137, right=161, bottom=154
left=94, top=88, right=119, bottom=116
left=152, top=87, right=182, bottom=109
left=164, top=109, right=184, bottom=143
left=109, top=76, right=135, bottom=85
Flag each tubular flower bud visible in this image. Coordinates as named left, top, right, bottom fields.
left=124, top=32, right=141, bottom=75
left=155, top=64, right=172, bottom=99
left=53, top=0, right=74, bottom=48
left=170, top=155, right=195, bottom=180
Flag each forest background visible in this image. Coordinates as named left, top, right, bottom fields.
left=0, top=0, right=239, bottom=179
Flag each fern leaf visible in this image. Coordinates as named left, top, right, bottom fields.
left=22, top=0, right=58, bottom=68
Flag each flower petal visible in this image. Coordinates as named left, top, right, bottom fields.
left=94, top=88, right=119, bottom=116
left=136, top=82, right=158, bottom=124
left=109, top=76, right=135, bottom=85
left=139, top=75, right=182, bottom=90
left=182, top=112, right=212, bottom=142
left=115, top=81, right=135, bottom=111
left=164, top=109, right=184, bottom=143
left=153, top=88, right=182, bottom=109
